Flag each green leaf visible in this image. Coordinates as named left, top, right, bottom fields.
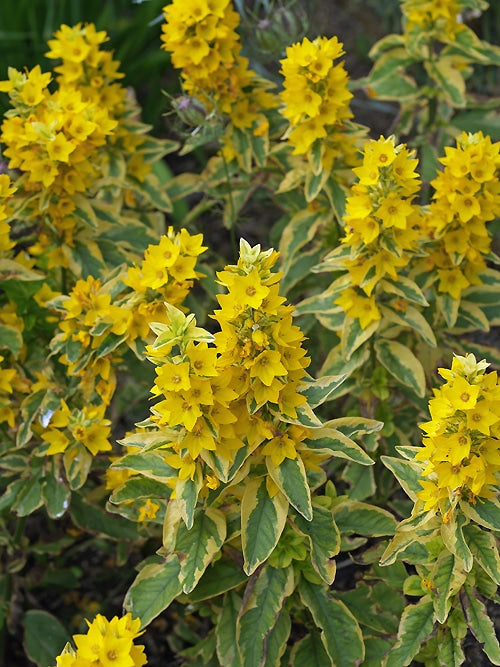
left=17, top=389, right=46, bottom=447
left=437, top=627, right=465, bottom=667
left=368, top=47, right=414, bottom=84
left=309, top=140, right=324, bottom=175
left=368, top=72, right=419, bottom=101
left=430, top=552, right=465, bottom=624
left=451, top=109, right=500, bottom=142
left=188, top=558, right=248, bottom=603
left=175, top=507, right=226, bottom=594
left=425, top=57, right=466, bottom=107
left=380, top=305, right=436, bottom=347
left=241, top=478, right=288, bottom=575
left=23, top=610, right=69, bottom=667
left=440, top=512, right=473, bottom=572
left=107, top=150, right=127, bottom=181
left=70, top=241, right=105, bottom=278
left=250, top=129, right=268, bottom=168
left=70, top=493, right=139, bottom=541
left=462, top=586, right=500, bottom=665
left=12, top=474, right=43, bottom=516
left=293, top=504, right=340, bottom=584
left=63, top=444, right=92, bottom=491
left=342, top=462, right=376, bottom=500
left=0, top=258, right=44, bottom=282
left=455, top=301, right=490, bottom=331
left=380, top=455, right=424, bottom=501
left=304, top=168, right=330, bottom=201
left=266, top=455, right=312, bottom=520
left=280, top=246, right=324, bottom=294
left=380, top=531, right=427, bottom=567
left=436, top=292, right=459, bottom=328
left=128, top=174, right=172, bottom=212
left=365, top=637, right=393, bottom=666
left=384, top=599, right=434, bottom=667
left=299, top=375, right=348, bottom=409
left=328, top=416, right=383, bottom=440
left=109, top=477, right=171, bottom=505
left=175, top=472, right=203, bottom=530
left=124, top=555, right=183, bottom=629
left=342, top=316, right=379, bottom=361
left=338, top=583, right=402, bottom=635
left=288, top=402, right=323, bottom=428
left=298, top=579, right=364, bottom=666
left=72, top=193, right=99, bottom=230
left=319, top=344, right=369, bottom=385
left=279, top=209, right=326, bottom=281
left=463, top=524, right=500, bottom=585
left=309, top=427, right=374, bottom=466
left=380, top=277, right=428, bottom=307
left=323, top=178, right=347, bottom=220
left=333, top=500, right=397, bottom=537
left=216, top=591, right=242, bottom=667
left=112, top=452, right=176, bottom=481
left=0, top=324, right=22, bottom=358
left=374, top=339, right=426, bottom=397
left=41, top=475, right=70, bottom=519
left=290, top=632, right=332, bottom=667
left=264, top=609, right=291, bottom=667
left=237, top=565, right=294, bottom=667
left=459, top=497, right=500, bottom=531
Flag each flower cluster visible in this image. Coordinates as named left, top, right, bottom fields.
left=41, top=400, right=112, bottom=457
left=415, top=353, right=500, bottom=514
left=51, top=228, right=206, bottom=380
left=161, top=0, right=241, bottom=88
left=161, top=0, right=278, bottom=164
left=0, top=355, right=29, bottom=429
left=212, top=241, right=310, bottom=419
left=0, top=174, right=16, bottom=252
left=333, top=135, right=423, bottom=328
left=0, top=59, right=117, bottom=213
left=279, top=35, right=358, bottom=169
left=0, top=23, right=157, bottom=271
left=119, top=240, right=314, bottom=499
left=423, top=131, right=500, bottom=299
left=402, top=0, right=465, bottom=41
left=123, top=227, right=206, bottom=313
left=55, top=612, right=146, bottom=667
left=46, top=22, right=126, bottom=115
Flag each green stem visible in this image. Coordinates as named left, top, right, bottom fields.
left=220, top=149, right=237, bottom=257
left=13, top=516, right=26, bottom=546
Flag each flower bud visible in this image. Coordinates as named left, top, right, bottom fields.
left=171, top=95, right=207, bottom=127
left=252, top=2, right=308, bottom=57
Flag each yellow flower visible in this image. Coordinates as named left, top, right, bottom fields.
left=153, top=361, right=191, bottom=394
left=441, top=375, right=480, bottom=412
left=416, top=354, right=500, bottom=515
left=363, top=135, right=397, bottom=169
left=137, top=499, right=160, bottom=522
left=376, top=192, right=415, bottom=229
left=250, top=350, right=287, bottom=386
left=436, top=268, right=470, bottom=299
left=182, top=417, right=216, bottom=457
left=57, top=612, right=146, bottom=667
left=335, top=287, right=381, bottom=330
left=261, top=432, right=298, bottom=466
left=219, top=268, right=270, bottom=310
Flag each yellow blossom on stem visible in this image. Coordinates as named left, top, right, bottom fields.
left=415, top=353, right=500, bottom=515
left=55, top=612, right=146, bottom=667
left=331, top=135, right=423, bottom=329
left=422, top=132, right=500, bottom=300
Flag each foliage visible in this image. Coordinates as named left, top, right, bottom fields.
left=0, top=1, right=499, bottom=666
